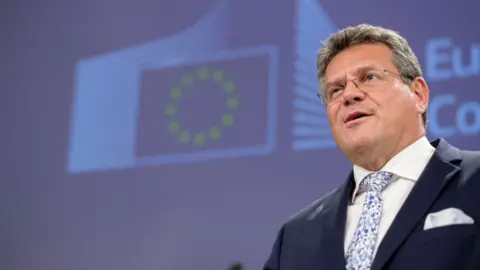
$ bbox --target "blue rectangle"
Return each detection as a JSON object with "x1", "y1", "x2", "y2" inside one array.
[{"x1": 135, "y1": 45, "x2": 278, "y2": 166}]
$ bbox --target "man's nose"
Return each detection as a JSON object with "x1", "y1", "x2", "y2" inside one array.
[{"x1": 342, "y1": 80, "x2": 365, "y2": 106}]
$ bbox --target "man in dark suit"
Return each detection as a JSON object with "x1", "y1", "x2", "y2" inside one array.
[{"x1": 263, "y1": 24, "x2": 480, "y2": 270}]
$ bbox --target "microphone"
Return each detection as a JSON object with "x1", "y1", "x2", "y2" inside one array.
[{"x1": 228, "y1": 262, "x2": 243, "y2": 270}]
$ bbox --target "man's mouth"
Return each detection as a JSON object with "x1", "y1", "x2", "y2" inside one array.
[{"x1": 344, "y1": 111, "x2": 372, "y2": 123}]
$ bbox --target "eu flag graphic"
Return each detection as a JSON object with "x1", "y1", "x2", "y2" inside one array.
[{"x1": 135, "y1": 47, "x2": 278, "y2": 167}]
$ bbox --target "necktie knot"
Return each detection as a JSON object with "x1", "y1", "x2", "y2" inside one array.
[{"x1": 362, "y1": 171, "x2": 394, "y2": 193}]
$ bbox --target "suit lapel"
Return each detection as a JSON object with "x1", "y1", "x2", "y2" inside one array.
[
  {"x1": 372, "y1": 139, "x2": 461, "y2": 269},
  {"x1": 309, "y1": 172, "x2": 355, "y2": 269}
]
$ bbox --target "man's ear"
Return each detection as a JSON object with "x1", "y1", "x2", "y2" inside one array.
[{"x1": 409, "y1": 77, "x2": 429, "y2": 115}]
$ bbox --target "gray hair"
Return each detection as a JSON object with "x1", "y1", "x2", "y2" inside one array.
[{"x1": 316, "y1": 24, "x2": 426, "y2": 125}]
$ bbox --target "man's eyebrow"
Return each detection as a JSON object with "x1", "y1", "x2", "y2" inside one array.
[
  {"x1": 325, "y1": 75, "x2": 346, "y2": 89},
  {"x1": 354, "y1": 65, "x2": 379, "y2": 74},
  {"x1": 325, "y1": 64, "x2": 381, "y2": 88}
]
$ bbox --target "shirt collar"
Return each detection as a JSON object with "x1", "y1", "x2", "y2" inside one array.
[{"x1": 350, "y1": 136, "x2": 436, "y2": 203}]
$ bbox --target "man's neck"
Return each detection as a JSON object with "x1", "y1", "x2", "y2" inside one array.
[{"x1": 351, "y1": 133, "x2": 426, "y2": 171}]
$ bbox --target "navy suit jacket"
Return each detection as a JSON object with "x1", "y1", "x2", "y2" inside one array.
[{"x1": 263, "y1": 139, "x2": 480, "y2": 270}]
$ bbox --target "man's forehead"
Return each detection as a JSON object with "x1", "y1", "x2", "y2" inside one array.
[{"x1": 324, "y1": 44, "x2": 394, "y2": 78}]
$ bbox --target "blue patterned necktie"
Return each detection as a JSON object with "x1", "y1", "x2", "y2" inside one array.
[{"x1": 345, "y1": 171, "x2": 394, "y2": 270}]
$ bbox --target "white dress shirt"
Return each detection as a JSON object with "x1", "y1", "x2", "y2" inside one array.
[{"x1": 343, "y1": 136, "x2": 436, "y2": 257}]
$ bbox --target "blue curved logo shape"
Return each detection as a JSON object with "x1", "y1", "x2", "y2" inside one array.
[
  {"x1": 67, "y1": 0, "x2": 278, "y2": 173},
  {"x1": 292, "y1": 0, "x2": 338, "y2": 151}
]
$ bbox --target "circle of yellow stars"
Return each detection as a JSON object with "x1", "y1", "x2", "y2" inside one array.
[{"x1": 165, "y1": 67, "x2": 239, "y2": 147}]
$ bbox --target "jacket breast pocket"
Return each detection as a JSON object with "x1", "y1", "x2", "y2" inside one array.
[
  {"x1": 389, "y1": 225, "x2": 477, "y2": 270},
  {"x1": 407, "y1": 224, "x2": 476, "y2": 248}
]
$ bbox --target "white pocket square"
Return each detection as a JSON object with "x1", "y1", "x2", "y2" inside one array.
[{"x1": 423, "y1": 208, "x2": 474, "y2": 231}]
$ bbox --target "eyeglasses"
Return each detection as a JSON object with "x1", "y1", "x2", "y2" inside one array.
[{"x1": 318, "y1": 68, "x2": 411, "y2": 106}]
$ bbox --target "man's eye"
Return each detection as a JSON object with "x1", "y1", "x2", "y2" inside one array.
[
  {"x1": 328, "y1": 88, "x2": 342, "y2": 100},
  {"x1": 329, "y1": 88, "x2": 341, "y2": 96},
  {"x1": 365, "y1": 73, "x2": 379, "y2": 81}
]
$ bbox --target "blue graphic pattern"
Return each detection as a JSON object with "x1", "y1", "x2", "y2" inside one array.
[
  {"x1": 67, "y1": 1, "x2": 278, "y2": 173},
  {"x1": 345, "y1": 171, "x2": 394, "y2": 270},
  {"x1": 292, "y1": 0, "x2": 338, "y2": 151}
]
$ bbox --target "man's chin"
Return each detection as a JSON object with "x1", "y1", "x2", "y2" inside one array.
[{"x1": 343, "y1": 135, "x2": 376, "y2": 152}]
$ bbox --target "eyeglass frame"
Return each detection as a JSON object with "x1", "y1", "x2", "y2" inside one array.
[{"x1": 317, "y1": 67, "x2": 414, "y2": 106}]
